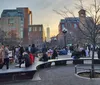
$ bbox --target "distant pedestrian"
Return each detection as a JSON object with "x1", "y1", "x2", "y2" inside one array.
[
  {"x1": 47, "y1": 49, "x2": 53, "y2": 59},
  {"x1": 29, "y1": 53, "x2": 35, "y2": 64},
  {"x1": 69, "y1": 45, "x2": 74, "y2": 53},
  {"x1": 3, "y1": 45, "x2": 9, "y2": 69},
  {"x1": 39, "y1": 52, "x2": 48, "y2": 62},
  {"x1": 31, "y1": 44, "x2": 37, "y2": 57},
  {"x1": 28, "y1": 45, "x2": 31, "y2": 53},
  {"x1": 14, "y1": 46, "x2": 20, "y2": 63},
  {"x1": 52, "y1": 49, "x2": 58, "y2": 59},
  {"x1": 0, "y1": 44, "x2": 4, "y2": 69},
  {"x1": 98, "y1": 48, "x2": 100, "y2": 59},
  {"x1": 18, "y1": 46, "x2": 24, "y2": 68}
]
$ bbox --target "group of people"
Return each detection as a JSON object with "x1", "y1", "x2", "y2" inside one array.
[
  {"x1": 14, "y1": 44, "x2": 37, "y2": 68},
  {"x1": 0, "y1": 43, "x2": 38, "y2": 69},
  {"x1": 70, "y1": 44, "x2": 100, "y2": 59},
  {"x1": 39, "y1": 48, "x2": 58, "y2": 62},
  {"x1": 70, "y1": 44, "x2": 91, "y2": 59}
]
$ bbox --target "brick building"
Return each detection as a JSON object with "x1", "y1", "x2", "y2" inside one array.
[
  {"x1": 28, "y1": 24, "x2": 45, "y2": 50},
  {"x1": 0, "y1": 7, "x2": 32, "y2": 45},
  {"x1": 57, "y1": 17, "x2": 80, "y2": 48}
]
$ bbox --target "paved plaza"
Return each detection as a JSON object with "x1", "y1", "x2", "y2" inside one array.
[
  {"x1": 0, "y1": 51, "x2": 100, "y2": 85},
  {"x1": 1, "y1": 65, "x2": 100, "y2": 85}
]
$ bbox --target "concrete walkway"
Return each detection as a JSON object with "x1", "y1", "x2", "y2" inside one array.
[
  {"x1": 1, "y1": 65, "x2": 100, "y2": 85},
  {"x1": 0, "y1": 51, "x2": 99, "y2": 85}
]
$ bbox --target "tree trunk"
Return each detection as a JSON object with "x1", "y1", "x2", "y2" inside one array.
[{"x1": 91, "y1": 43, "x2": 95, "y2": 78}]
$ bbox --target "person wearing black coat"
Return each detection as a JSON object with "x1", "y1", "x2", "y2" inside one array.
[
  {"x1": 31, "y1": 44, "x2": 37, "y2": 54},
  {"x1": 39, "y1": 52, "x2": 48, "y2": 62},
  {"x1": 52, "y1": 49, "x2": 58, "y2": 59},
  {"x1": 23, "y1": 52, "x2": 31, "y2": 67},
  {"x1": 98, "y1": 48, "x2": 100, "y2": 59},
  {"x1": 31, "y1": 44, "x2": 38, "y2": 57}
]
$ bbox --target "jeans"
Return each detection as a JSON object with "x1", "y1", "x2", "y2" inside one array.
[{"x1": 3, "y1": 58, "x2": 9, "y2": 69}]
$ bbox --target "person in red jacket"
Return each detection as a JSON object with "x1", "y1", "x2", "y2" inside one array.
[{"x1": 29, "y1": 53, "x2": 35, "y2": 64}]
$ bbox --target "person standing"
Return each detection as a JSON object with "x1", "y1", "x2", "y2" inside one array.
[
  {"x1": 3, "y1": 45, "x2": 9, "y2": 69},
  {"x1": 14, "y1": 46, "x2": 20, "y2": 63},
  {"x1": 28, "y1": 45, "x2": 31, "y2": 53},
  {"x1": 31, "y1": 44, "x2": 38, "y2": 57},
  {"x1": 0, "y1": 44, "x2": 4, "y2": 69},
  {"x1": 98, "y1": 48, "x2": 100, "y2": 59},
  {"x1": 19, "y1": 46, "x2": 24, "y2": 68}
]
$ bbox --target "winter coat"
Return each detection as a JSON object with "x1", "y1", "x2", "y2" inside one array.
[
  {"x1": 98, "y1": 49, "x2": 100, "y2": 59},
  {"x1": 29, "y1": 53, "x2": 35, "y2": 64},
  {"x1": 39, "y1": 53, "x2": 48, "y2": 62},
  {"x1": 23, "y1": 52, "x2": 31, "y2": 67},
  {"x1": 52, "y1": 50, "x2": 58, "y2": 59}
]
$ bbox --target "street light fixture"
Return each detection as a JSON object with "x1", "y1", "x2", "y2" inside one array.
[{"x1": 62, "y1": 27, "x2": 68, "y2": 49}]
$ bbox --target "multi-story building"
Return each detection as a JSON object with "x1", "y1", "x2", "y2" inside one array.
[
  {"x1": 58, "y1": 17, "x2": 80, "y2": 48},
  {"x1": 46, "y1": 27, "x2": 50, "y2": 42},
  {"x1": 28, "y1": 24, "x2": 45, "y2": 50},
  {"x1": 79, "y1": 9, "x2": 100, "y2": 45},
  {"x1": 50, "y1": 36, "x2": 58, "y2": 49},
  {"x1": 57, "y1": 9, "x2": 99, "y2": 48},
  {"x1": 0, "y1": 7, "x2": 32, "y2": 45}
]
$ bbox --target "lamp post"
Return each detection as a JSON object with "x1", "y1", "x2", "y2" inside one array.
[{"x1": 62, "y1": 27, "x2": 68, "y2": 49}]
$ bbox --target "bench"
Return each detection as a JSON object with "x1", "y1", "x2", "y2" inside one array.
[
  {"x1": 0, "y1": 64, "x2": 37, "y2": 82},
  {"x1": 48, "y1": 58, "x2": 90, "y2": 65},
  {"x1": 37, "y1": 58, "x2": 100, "y2": 69},
  {"x1": 0, "y1": 57, "x2": 99, "y2": 82}
]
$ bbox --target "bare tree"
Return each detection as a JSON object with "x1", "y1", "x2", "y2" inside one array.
[
  {"x1": 54, "y1": 0, "x2": 100, "y2": 78},
  {"x1": 0, "y1": 29, "x2": 6, "y2": 43}
]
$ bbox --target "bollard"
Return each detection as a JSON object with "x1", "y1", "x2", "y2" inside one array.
[{"x1": 75, "y1": 65, "x2": 77, "y2": 74}]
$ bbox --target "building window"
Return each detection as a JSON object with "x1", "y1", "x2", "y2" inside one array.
[
  {"x1": 62, "y1": 24, "x2": 65, "y2": 29},
  {"x1": 39, "y1": 27, "x2": 42, "y2": 31},
  {"x1": 21, "y1": 31, "x2": 23, "y2": 38},
  {"x1": 21, "y1": 23, "x2": 23, "y2": 27},
  {"x1": 33, "y1": 28, "x2": 34, "y2": 31},
  {"x1": 29, "y1": 27, "x2": 32, "y2": 32},
  {"x1": 8, "y1": 18, "x2": 14, "y2": 25},
  {"x1": 20, "y1": 28, "x2": 23, "y2": 31},
  {"x1": 74, "y1": 24, "x2": 77, "y2": 28},
  {"x1": 34, "y1": 27, "x2": 37, "y2": 31}
]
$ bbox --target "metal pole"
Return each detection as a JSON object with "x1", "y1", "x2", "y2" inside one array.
[{"x1": 64, "y1": 33, "x2": 66, "y2": 49}]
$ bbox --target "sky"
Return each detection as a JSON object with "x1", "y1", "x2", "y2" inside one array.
[{"x1": 0, "y1": 0, "x2": 94, "y2": 37}]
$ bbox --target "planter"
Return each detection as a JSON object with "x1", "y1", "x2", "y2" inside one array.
[{"x1": 77, "y1": 71, "x2": 100, "y2": 78}]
